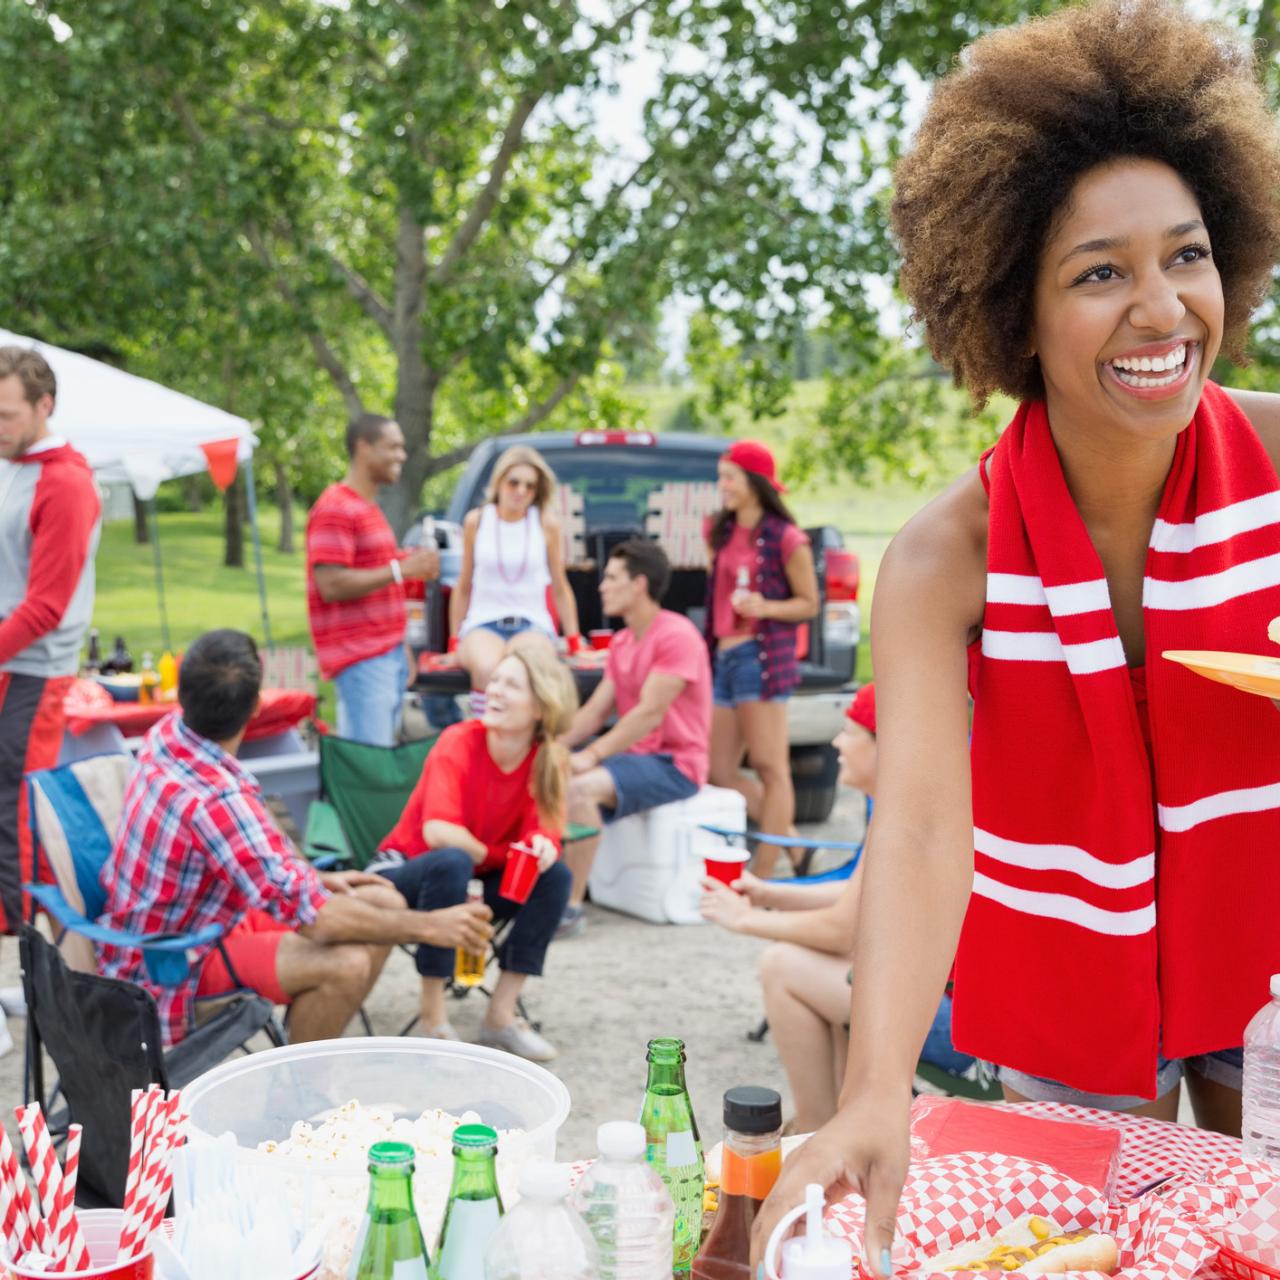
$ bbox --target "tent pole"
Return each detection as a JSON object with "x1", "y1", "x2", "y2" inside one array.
[
  {"x1": 242, "y1": 459, "x2": 274, "y2": 649},
  {"x1": 146, "y1": 497, "x2": 173, "y2": 652}
]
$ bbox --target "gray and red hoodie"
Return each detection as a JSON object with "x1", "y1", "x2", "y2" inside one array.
[{"x1": 0, "y1": 441, "x2": 101, "y2": 677}]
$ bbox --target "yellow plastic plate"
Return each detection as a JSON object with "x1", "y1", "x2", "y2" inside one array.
[{"x1": 1162, "y1": 649, "x2": 1280, "y2": 699}]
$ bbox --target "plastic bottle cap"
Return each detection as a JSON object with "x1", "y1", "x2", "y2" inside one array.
[
  {"x1": 518, "y1": 1160, "x2": 572, "y2": 1201},
  {"x1": 1271, "y1": 974, "x2": 1280, "y2": 1000},
  {"x1": 596, "y1": 1121, "x2": 646, "y2": 1161},
  {"x1": 451, "y1": 1123, "x2": 498, "y2": 1150},
  {"x1": 723, "y1": 1085, "x2": 783, "y2": 1134}
]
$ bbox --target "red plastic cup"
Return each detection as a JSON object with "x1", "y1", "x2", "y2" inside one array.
[
  {"x1": 499, "y1": 844, "x2": 540, "y2": 904},
  {"x1": 6, "y1": 1210, "x2": 155, "y2": 1280},
  {"x1": 704, "y1": 850, "x2": 750, "y2": 888},
  {"x1": 589, "y1": 629, "x2": 614, "y2": 651}
]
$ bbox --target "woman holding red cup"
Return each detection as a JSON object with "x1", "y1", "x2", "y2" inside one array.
[{"x1": 373, "y1": 640, "x2": 578, "y2": 1061}]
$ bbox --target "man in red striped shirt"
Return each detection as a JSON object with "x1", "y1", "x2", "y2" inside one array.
[{"x1": 306, "y1": 414, "x2": 439, "y2": 745}]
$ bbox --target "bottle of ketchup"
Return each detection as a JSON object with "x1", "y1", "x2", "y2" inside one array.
[{"x1": 691, "y1": 1086, "x2": 783, "y2": 1278}]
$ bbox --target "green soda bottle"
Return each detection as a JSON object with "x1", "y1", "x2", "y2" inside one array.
[
  {"x1": 639, "y1": 1037, "x2": 704, "y2": 1273},
  {"x1": 351, "y1": 1142, "x2": 430, "y2": 1279},
  {"x1": 432, "y1": 1124, "x2": 504, "y2": 1280}
]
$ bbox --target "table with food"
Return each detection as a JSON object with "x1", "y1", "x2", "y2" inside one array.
[{"x1": 4, "y1": 1014, "x2": 1280, "y2": 1280}]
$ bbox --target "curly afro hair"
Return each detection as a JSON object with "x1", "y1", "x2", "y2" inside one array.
[{"x1": 891, "y1": 0, "x2": 1280, "y2": 406}]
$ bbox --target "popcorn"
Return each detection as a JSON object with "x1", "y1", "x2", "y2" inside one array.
[{"x1": 257, "y1": 1100, "x2": 534, "y2": 1279}]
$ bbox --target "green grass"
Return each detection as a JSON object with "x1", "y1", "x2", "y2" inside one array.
[{"x1": 92, "y1": 507, "x2": 312, "y2": 656}]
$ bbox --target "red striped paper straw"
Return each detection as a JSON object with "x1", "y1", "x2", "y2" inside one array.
[
  {"x1": 0, "y1": 1126, "x2": 39, "y2": 1256},
  {"x1": 141, "y1": 1095, "x2": 183, "y2": 1241},
  {"x1": 14, "y1": 1107, "x2": 62, "y2": 1260},
  {"x1": 118, "y1": 1086, "x2": 176, "y2": 1262},
  {"x1": 116, "y1": 1087, "x2": 156, "y2": 1261},
  {"x1": 57, "y1": 1124, "x2": 90, "y2": 1271}
]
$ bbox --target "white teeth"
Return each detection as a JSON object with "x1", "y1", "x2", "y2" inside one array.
[{"x1": 1109, "y1": 343, "x2": 1188, "y2": 387}]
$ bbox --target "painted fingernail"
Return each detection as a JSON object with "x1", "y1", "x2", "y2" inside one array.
[
  {"x1": 756, "y1": 1265, "x2": 765, "y2": 1280},
  {"x1": 880, "y1": 1247, "x2": 893, "y2": 1276}
]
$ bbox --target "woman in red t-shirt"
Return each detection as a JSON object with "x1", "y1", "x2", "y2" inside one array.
[
  {"x1": 705, "y1": 440, "x2": 819, "y2": 875},
  {"x1": 375, "y1": 640, "x2": 578, "y2": 1061}
]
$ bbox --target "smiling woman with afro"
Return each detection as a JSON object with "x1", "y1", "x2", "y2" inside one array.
[{"x1": 752, "y1": 4, "x2": 1280, "y2": 1275}]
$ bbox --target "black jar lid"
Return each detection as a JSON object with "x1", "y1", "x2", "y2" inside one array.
[{"x1": 723, "y1": 1085, "x2": 783, "y2": 1134}]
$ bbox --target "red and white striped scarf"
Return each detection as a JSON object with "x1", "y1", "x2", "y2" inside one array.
[{"x1": 957, "y1": 382, "x2": 1280, "y2": 1099}]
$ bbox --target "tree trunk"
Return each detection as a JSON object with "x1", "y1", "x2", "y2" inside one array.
[
  {"x1": 224, "y1": 472, "x2": 245, "y2": 568},
  {"x1": 275, "y1": 460, "x2": 295, "y2": 554},
  {"x1": 182, "y1": 475, "x2": 204, "y2": 512},
  {"x1": 132, "y1": 492, "x2": 150, "y2": 544}
]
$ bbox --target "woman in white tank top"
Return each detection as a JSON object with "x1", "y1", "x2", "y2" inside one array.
[{"x1": 451, "y1": 445, "x2": 581, "y2": 705}]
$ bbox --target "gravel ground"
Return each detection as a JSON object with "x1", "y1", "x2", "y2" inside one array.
[{"x1": 0, "y1": 788, "x2": 868, "y2": 1163}]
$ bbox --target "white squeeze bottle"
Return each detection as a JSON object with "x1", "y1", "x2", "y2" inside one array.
[
  {"x1": 1243, "y1": 974, "x2": 1280, "y2": 1165},
  {"x1": 572, "y1": 1121, "x2": 675, "y2": 1280},
  {"x1": 484, "y1": 1161, "x2": 598, "y2": 1280},
  {"x1": 764, "y1": 1184, "x2": 854, "y2": 1280}
]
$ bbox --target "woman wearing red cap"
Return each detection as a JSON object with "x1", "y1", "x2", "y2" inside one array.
[
  {"x1": 699, "y1": 683, "x2": 978, "y2": 1131},
  {"x1": 705, "y1": 439, "x2": 819, "y2": 874}
]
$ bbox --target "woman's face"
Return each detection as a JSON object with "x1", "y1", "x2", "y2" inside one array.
[
  {"x1": 1030, "y1": 157, "x2": 1223, "y2": 445},
  {"x1": 717, "y1": 460, "x2": 754, "y2": 511},
  {"x1": 834, "y1": 722, "x2": 877, "y2": 795},
  {"x1": 483, "y1": 655, "x2": 539, "y2": 737},
  {"x1": 497, "y1": 463, "x2": 540, "y2": 516}
]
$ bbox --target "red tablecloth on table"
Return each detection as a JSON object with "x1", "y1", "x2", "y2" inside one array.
[{"x1": 63, "y1": 683, "x2": 317, "y2": 742}]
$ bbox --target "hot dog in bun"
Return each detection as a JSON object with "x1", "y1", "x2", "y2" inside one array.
[{"x1": 926, "y1": 1214, "x2": 1119, "y2": 1274}]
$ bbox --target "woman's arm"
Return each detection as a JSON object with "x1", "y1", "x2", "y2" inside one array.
[
  {"x1": 448, "y1": 509, "x2": 480, "y2": 638},
  {"x1": 543, "y1": 515, "x2": 581, "y2": 641},
  {"x1": 702, "y1": 869, "x2": 861, "y2": 953},
  {"x1": 422, "y1": 818, "x2": 488, "y2": 864},
  {"x1": 736, "y1": 541, "x2": 820, "y2": 624},
  {"x1": 751, "y1": 470, "x2": 988, "y2": 1272}
]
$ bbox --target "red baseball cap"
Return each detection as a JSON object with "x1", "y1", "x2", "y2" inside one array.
[
  {"x1": 846, "y1": 682, "x2": 876, "y2": 735},
  {"x1": 722, "y1": 439, "x2": 787, "y2": 493}
]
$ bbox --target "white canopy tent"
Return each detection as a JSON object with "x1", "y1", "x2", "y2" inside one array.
[{"x1": 0, "y1": 328, "x2": 273, "y2": 647}]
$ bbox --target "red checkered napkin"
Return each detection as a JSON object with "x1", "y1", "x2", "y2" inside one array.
[
  {"x1": 822, "y1": 1150, "x2": 1224, "y2": 1278},
  {"x1": 1165, "y1": 1157, "x2": 1280, "y2": 1270}
]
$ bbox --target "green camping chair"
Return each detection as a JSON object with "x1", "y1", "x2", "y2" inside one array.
[{"x1": 304, "y1": 734, "x2": 439, "y2": 870}]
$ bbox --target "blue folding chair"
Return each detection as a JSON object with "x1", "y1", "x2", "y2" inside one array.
[
  {"x1": 23, "y1": 755, "x2": 286, "y2": 1095},
  {"x1": 699, "y1": 794, "x2": 872, "y2": 886}
]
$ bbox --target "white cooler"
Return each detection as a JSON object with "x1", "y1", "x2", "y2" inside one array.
[{"x1": 587, "y1": 785, "x2": 747, "y2": 924}]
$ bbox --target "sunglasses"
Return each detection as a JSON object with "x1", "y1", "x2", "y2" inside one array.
[{"x1": 503, "y1": 477, "x2": 537, "y2": 491}]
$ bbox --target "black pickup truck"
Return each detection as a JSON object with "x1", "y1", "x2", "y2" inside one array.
[{"x1": 410, "y1": 429, "x2": 861, "y2": 822}]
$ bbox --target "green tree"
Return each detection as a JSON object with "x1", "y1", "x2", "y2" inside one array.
[{"x1": 0, "y1": 0, "x2": 1085, "y2": 533}]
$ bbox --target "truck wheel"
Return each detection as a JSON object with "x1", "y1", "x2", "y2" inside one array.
[{"x1": 790, "y1": 744, "x2": 839, "y2": 824}]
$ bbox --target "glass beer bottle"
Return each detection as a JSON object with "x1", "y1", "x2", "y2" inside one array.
[
  {"x1": 638, "y1": 1037, "x2": 704, "y2": 1273},
  {"x1": 453, "y1": 879, "x2": 487, "y2": 988},
  {"x1": 351, "y1": 1141, "x2": 430, "y2": 1279}
]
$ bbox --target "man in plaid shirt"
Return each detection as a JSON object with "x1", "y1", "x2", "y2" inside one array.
[{"x1": 98, "y1": 629, "x2": 491, "y2": 1046}]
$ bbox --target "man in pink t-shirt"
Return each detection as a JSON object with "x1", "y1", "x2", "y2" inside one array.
[{"x1": 559, "y1": 539, "x2": 712, "y2": 935}]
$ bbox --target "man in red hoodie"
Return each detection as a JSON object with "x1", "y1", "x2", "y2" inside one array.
[{"x1": 0, "y1": 348, "x2": 102, "y2": 970}]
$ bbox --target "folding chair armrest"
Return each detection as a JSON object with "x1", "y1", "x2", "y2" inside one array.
[
  {"x1": 697, "y1": 824, "x2": 860, "y2": 852},
  {"x1": 25, "y1": 883, "x2": 227, "y2": 987}
]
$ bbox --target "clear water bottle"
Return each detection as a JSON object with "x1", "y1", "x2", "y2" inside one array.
[
  {"x1": 484, "y1": 1161, "x2": 598, "y2": 1280},
  {"x1": 1243, "y1": 974, "x2": 1280, "y2": 1165},
  {"x1": 572, "y1": 1121, "x2": 675, "y2": 1280}
]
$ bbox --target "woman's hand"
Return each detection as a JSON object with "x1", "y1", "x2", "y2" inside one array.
[
  {"x1": 529, "y1": 833, "x2": 559, "y2": 872},
  {"x1": 569, "y1": 747, "x2": 598, "y2": 775},
  {"x1": 733, "y1": 590, "x2": 769, "y2": 619},
  {"x1": 750, "y1": 1090, "x2": 912, "y2": 1277},
  {"x1": 699, "y1": 878, "x2": 754, "y2": 931},
  {"x1": 731, "y1": 868, "x2": 771, "y2": 906}
]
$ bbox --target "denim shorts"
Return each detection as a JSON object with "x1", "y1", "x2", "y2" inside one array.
[
  {"x1": 476, "y1": 616, "x2": 540, "y2": 642},
  {"x1": 600, "y1": 752, "x2": 698, "y2": 821},
  {"x1": 334, "y1": 644, "x2": 408, "y2": 747},
  {"x1": 713, "y1": 640, "x2": 785, "y2": 707},
  {"x1": 997, "y1": 1046, "x2": 1244, "y2": 1108}
]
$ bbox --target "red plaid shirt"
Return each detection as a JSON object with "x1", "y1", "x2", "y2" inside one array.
[
  {"x1": 97, "y1": 713, "x2": 330, "y2": 1046},
  {"x1": 306, "y1": 483, "x2": 406, "y2": 680}
]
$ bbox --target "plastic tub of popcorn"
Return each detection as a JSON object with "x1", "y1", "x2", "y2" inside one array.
[{"x1": 182, "y1": 1037, "x2": 570, "y2": 1280}]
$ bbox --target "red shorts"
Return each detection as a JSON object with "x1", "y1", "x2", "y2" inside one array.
[{"x1": 196, "y1": 909, "x2": 292, "y2": 1005}]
